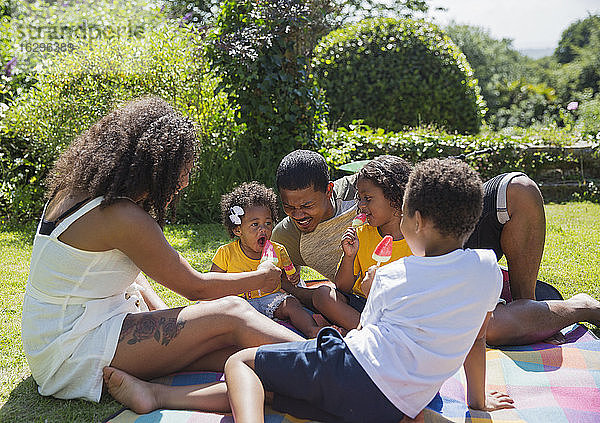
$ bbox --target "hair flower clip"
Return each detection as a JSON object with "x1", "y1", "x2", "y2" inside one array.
[{"x1": 229, "y1": 206, "x2": 244, "y2": 225}]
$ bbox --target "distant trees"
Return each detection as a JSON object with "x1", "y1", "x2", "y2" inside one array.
[
  {"x1": 446, "y1": 16, "x2": 600, "y2": 133},
  {"x1": 555, "y1": 14, "x2": 600, "y2": 64}
]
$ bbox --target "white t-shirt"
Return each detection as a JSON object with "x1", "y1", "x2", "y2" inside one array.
[{"x1": 344, "y1": 248, "x2": 502, "y2": 418}]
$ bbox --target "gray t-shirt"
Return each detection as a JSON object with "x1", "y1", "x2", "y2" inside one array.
[{"x1": 272, "y1": 174, "x2": 358, "y2": 281}]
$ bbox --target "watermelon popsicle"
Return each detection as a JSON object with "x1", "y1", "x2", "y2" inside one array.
[
  {"x1": 372, "y1": 235, "x2": 393, "y2": 266},
  {"x1": 260, "y1": 240, "x2": 279, "y2": 266},
  {"x1": 258, "y1": 240, "x2": 279, "y2": 295},
  {"x1": 352, "y1": 212, "x2": 367, "y2": 228}
]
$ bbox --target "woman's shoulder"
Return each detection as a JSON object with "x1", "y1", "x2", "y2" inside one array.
[
  {"x1": 91, "y1": 198, "x2": 159, "y2": 242},
  {"x1": 99, "y1": 198, "x2": 150, "y2": 221}
]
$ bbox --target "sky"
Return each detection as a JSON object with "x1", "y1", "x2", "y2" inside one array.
[{"x1": 425, "y1": 0, "x2": 600, "y2": 51}]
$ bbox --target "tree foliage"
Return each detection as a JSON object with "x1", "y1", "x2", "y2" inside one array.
[
  {"x1": 205, "y1": 0, "x2": 326, "y2": 187},
  {"x1": 313, "y1": 18, "x2": 484, "y2": 134},
  {"x1": 555, "y1": 14, "x2": 600, "y2": 64}
]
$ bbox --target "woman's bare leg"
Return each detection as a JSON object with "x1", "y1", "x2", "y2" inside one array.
[
  {"x1": 103, "y1": 367, "x2": 230, "y2": 414},
  {"x1": 110, "y1": 296, "x2": 303, "y2": 380}
]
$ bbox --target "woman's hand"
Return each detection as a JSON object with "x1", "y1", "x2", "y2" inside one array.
[
  {"x1": 257, "y1": 260, "x2": 282, "y2": 292},
  {"x1": 341, "y1": 227, "x2": 359, "y2": 258}
]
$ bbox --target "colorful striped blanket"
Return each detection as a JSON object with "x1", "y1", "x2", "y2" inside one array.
[{"x1": 105, "y1": 324, "x2": 600, "y2": 423}]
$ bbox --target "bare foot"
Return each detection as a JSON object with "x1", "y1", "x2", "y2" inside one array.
[
  {"x1": 312, "y1": 313, "x2": 330, "y2": 327},
  {"x1": 306, "y1": 328, "x2": 321, "y2": 338},
  {"x1": 543, "y1": 332, "x2": 566, "y2": 345},
  {"x1": 103, "y1": 367, "x2": 159, "y2": 414},
  {"x1": 569, "y1": 293, "x2": 600, "y2": 326}
]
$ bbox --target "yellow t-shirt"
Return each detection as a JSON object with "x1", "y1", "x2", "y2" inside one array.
[
  {"x1": 347, "y1": 224, "x2": 412, "y2": 298},
  {"x1": 212, "y1": 240, "x2": 296, "y2": 300}
]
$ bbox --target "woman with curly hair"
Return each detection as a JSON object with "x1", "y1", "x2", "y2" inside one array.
[{"x1": 21, "y1": 96, "x2": 303, "y2": 409}]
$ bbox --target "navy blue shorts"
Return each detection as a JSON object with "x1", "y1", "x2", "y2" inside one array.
[
  {"x1": 338, "y1": 289, "x2": 367, "y2": 313},
  {"x1": 255, "y1": 327, "x2": 405, "y2": 423}
]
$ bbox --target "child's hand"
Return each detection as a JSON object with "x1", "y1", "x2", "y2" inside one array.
[
  {"x1": 287, "y1": 269, "x2": 301, "y2": 286},
  {"x1": 257, "y1": 260, "x2": 282, "y2": 292},
  {"x1": 470, "y1": 391, "x2": 514, "y2": 411},
  {"x1": 360, "y1": 265, "x2": 378, "y2": 296},
  {"x1": 341, "y1": 227, "x2": 359, "y2": 257}
]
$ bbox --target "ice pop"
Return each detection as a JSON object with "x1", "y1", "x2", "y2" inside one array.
[
  {"x1": 259, "y1": 240, "x2": 278, "y2": 296},
  {"x1": 372, "y1": 235, "x2": 393, "y2": 266},
  {"x1": 260, "y1": 240, "x2": 279, "y2": 266},
  {"x1": 352, "y1": 212, "x2": 367, "y2": 228}
]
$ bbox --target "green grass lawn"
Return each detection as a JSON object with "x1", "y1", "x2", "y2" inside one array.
[{"x1": 1, "y1": 202, "x2": 599, "y2": 422}]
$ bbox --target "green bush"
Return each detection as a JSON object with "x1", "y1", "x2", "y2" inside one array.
[
  {"x1": 1, "y1": 0, "x2": 37, "y2": 108},
  {"x1": 0, "y1": 23, "x2": 241, "y2": 224},
  {"x1": 205, "y1": 0, "x2": 326, "y2": 188},
  {"x1": 577, "y1": 95, "x2": 600, "y2": 137},
  {"x1": 555, "y1": 14, "x2": 600, "y2": 64},
  {"x1": 312, "y1": 18, "x2": 485, "y2": 134},
  {"x1": 488, "y1": 79, "x2": 559, "y2": 129},
  {"x1": 319, "y1": 121, "x2": 599, "y2": 183}
]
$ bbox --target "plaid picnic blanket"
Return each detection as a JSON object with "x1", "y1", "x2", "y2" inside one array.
[{"x1": 105, "y1": 324, "x2": 600, "y2": 423}]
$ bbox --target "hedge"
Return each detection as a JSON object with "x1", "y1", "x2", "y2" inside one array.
[{"x1": 320, "y1": 122, "x2": 600, "y2": 191}]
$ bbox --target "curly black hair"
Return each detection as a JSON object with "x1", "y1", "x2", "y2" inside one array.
[
  {"x1": 276, "y1": 149, "x2": 330, "y2": 193},
  {"x1": 220, "y1": 181, "x2": 279, "y2": 238},
  {"x1": 403, "y1": 158, "x2": 483, "y2": 240},
  {"x1": 358, "y1": 155, "x2": 413, "y2": 211},
  {"x1": 45, "y1": 96, "x2": 196, "y2": 227}
]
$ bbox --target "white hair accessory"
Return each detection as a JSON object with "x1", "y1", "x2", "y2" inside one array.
[{"x1": 229, "y1": 206, "x2": 244, "y2": 225}]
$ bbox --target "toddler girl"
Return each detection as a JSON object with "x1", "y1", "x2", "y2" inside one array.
[
  {"x1": 313, "y1": 155, "x2": 413, "y2": 331},
  {"x1": 211, "y1": 181, "x2": 324, "y2": 338}
]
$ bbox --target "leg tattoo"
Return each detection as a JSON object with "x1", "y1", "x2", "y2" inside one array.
[{"x1": 119, "y1": 315, "x2": 186, "y2": 346}]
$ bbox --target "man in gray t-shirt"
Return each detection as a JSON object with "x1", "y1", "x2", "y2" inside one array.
[{"x1": 271, "y1": 150, "x2": 358, "y2": 307}]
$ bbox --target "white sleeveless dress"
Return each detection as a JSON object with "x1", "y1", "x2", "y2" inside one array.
[{"x1": 22, "y1": 197, "x2": 144, "y2": 402}]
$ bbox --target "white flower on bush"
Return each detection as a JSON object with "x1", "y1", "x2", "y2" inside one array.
[{"x1": 567, "y1": 101, "x2": 578, "y2": 111}]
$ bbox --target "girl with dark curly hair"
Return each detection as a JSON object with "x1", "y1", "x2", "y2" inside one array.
[
  {"x1": 22, "y1": 96, "x2": 302, "y2": 409},
  {"x1": 211, "y1": 181, "x2": 324, "y2": 338},
  {"x1": 312, "y1": 155, "x2": 414, "y2": 332}
]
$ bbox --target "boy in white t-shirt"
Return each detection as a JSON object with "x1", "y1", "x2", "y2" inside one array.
[{"x1": 223, "y1": 158, "x2": 515, "y2": 422}]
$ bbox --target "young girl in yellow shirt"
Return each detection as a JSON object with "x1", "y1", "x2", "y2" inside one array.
[
  {"x1": 313, "y1": 155, "x2": 413, "y2": 331},
  {"x1": 211, "y1": 181, "x2": 324, "y2": 338}
]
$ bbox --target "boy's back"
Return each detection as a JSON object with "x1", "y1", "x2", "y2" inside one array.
[{"x1": 344, "y1": 247, "x2": 502, "y2": 417}]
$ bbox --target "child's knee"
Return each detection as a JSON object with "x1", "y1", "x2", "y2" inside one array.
[
  {"x1": 312, "y1": 285, "x2": 334, "y2": 309},
  {"x1": 225, "y1": 347, "x2": 259, "y2": 372}
]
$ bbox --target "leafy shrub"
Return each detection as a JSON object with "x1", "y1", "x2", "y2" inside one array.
[
  {"x1": 319, "y1": 121, "x2": 599, "y2": 184},
  {"x1": 312, "y1": 17, "x2": 485, "y2": 134},
  {"x1": 577, "y1": 95, "x2": 600, "y2": 137},
  {"x1": 205, "y1": 0, "x2": 326, "y2": 188},
  {"x1": 555, "y1": 14, "x2": 600, "y2": 64},
  {"x1": 488, "y1": 79, "x2": 559, "y2": 129},
  {"x1": 0, "y1": 23, "x2": 241, "y2": 224},
  {"x1": 1, "y1": 0, "x2": 37, "y2": 108}
]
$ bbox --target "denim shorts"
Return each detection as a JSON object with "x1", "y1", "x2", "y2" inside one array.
[
  {"x1": 255, "y1": 327, "x2": 405, "y2": 423},
  {"x1": 338, "y1": 289, "x2": 367, "y2": 313},
  {"x1": 247, "y1": 292, "x2": 291, "y2": 319}
]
